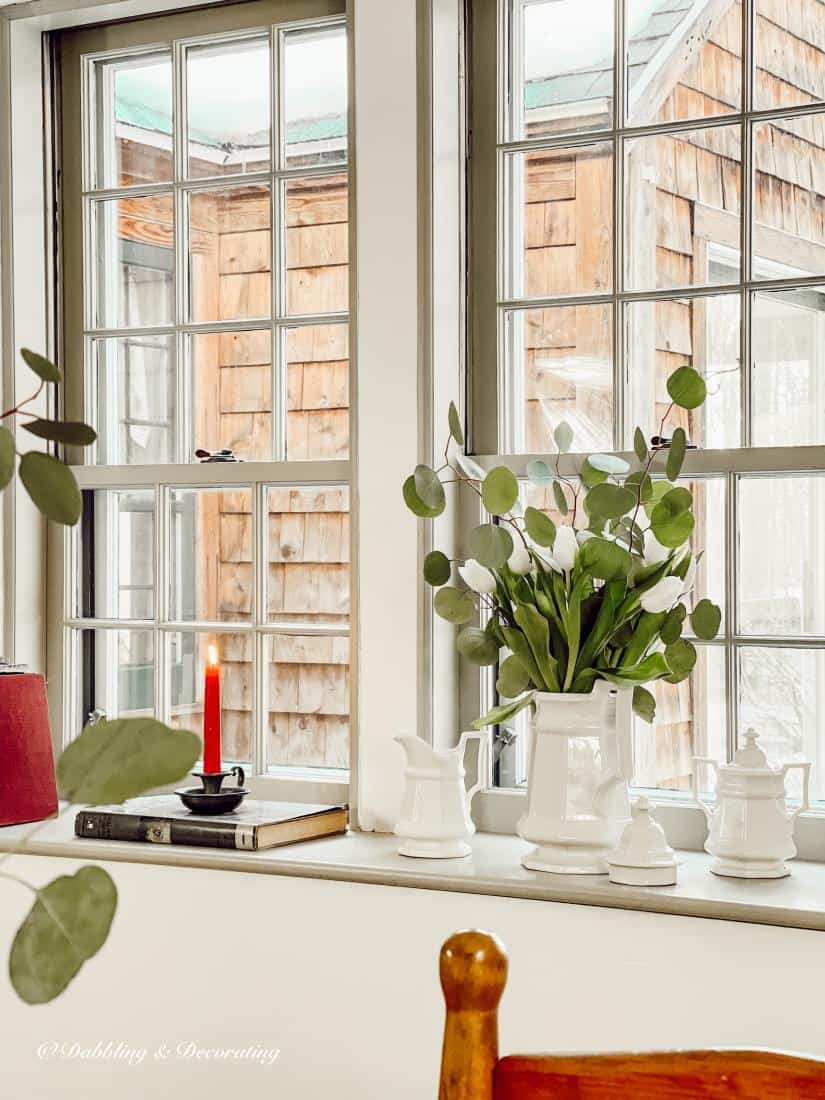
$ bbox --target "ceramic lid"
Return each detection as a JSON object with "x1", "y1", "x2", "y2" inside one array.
[
  {"x1": 606, "y1": 797, "x2": 676, "y2": 870},
  {"x1": 721, "y1": 728, "x2": 778, "y2": 775}
]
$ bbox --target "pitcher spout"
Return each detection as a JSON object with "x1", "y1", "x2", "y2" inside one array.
[{"x1": 394, "y1": 733, "x2": 447, "y2": 771}]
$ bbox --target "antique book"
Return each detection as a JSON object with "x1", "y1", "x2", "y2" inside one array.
[{"x1": 75, "y1": 798, "x2": 348, "y2": 852}]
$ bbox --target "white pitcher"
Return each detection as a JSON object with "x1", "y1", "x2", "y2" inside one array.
[{"x1": 394, "y1": 731, "x2": 488, "y2": 858}]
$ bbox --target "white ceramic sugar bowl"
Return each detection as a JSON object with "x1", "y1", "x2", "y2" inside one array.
[{"x1": 692, "y1": 729, "x2": 811, "y2": 879}]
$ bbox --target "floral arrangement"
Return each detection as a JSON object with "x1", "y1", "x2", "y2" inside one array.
[{"x1": 402, "y1": 365, "x2": 722, "y2": 728}]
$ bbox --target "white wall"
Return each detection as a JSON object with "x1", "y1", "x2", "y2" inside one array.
[{"x1": 1, "y1": 854, "x2": 823, "y2": 1099}]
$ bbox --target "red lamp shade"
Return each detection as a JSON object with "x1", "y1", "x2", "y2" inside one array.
[{"x1": 0, "y1": 674, "x2": 58, "y2": 826}]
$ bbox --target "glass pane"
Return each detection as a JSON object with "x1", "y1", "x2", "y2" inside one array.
[
  {"x1": 752, "y1": 286, "x2": 825, "y2": 446},
  {"x1": 285, "y1": 323, "x2": 349, "y2": 459},
  {"x1": 76, "y1": 628, "x2": 155, "y2": 726},
  {"x1": 267, "y1": 634, "x2": 350, "y2": 769},
  {"x1": 94, "y1": 194, "x2": 174, "y2": 329},
  {"x1": 93, "y1": 334, "x2": 176, "y2": 464},
  {"x1": 92, "y1": 53, "x2": 173, "y2": 189},
  {"x1": 753, "y1": 113, "x2": 825, "y2": 280},
  {"x1": 283, "y1": 24, "x2": 347, "y2": 168},
  {"x1": 624, "y1": 125, "x2": 742, "y2": 292},
  {"x1": 190, "y1": 330, "x2": 272, "y2": 461},
  {"x1": 505, "y1": 144, "x2": 613, "y2": 299},
  {"x1": 170, "y1": 487, "x2": 253, "y2": 623},
  {"x1": 739, "y1": 647, "x2": 825, "y2": 801},
  {"x1": 505, "y1": 304, "x2": 613, "y2": 453},
  {"x1": 518, "y1": 0, "x2": 614, "y2": 139},
  {"x1": 267, "y1": 486, "x2": 350, "y2": 625},
  {"x1": 186, "y1": 37, "x2": 270, "y2": 178},
  {"x1": 755, "y1": 0, "x2": 825, "y2": 110},
  {"x1": 285, "y1": 174, "x2": 349, "y2": 315},
  {"x1": 739, "y1": 476, "x2": 825, "y2": 636},
  {"x1": 188, "y1": 184, "x2": 272, "y2": 323},
  {"x1": 77, "y1": 490, "x2": 155, "y2": 620},
  {"x1": 625, "y1": 293, "x2": 741, "y2": 449},
  {"x1": 626, "y1": 0, "x2": 741, "y2": 125},
  {"x1": 633, "y1": 644, "x2": 727, "y2": 791},
  {"x1": 169, "y1": 631, "x2": 253, "y2": 764}
]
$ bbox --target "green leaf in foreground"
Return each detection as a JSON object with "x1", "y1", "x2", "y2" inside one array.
[
  {"x1": 496, "y1": 654, "x2": 531, "y2": 698},
  {"x1": 21, "y1": 348, "x2": 61, "y2": 384},
  {"x1": 524, "y1": 505, "x2": 556, "y2": 547},
  {"x1": 434, "y1": 586, "x2": 475, "y2": 625},
  {"x1": 481, "y1": 466, "x2": 519, "y2": 516},
  {"x1": 423, "y1": 550, "x2": 451, "y2": 586},
  {"x1": 472, "y1": 691, "x2": 535, "y2": 730},
  {"x1": 414, "y1": 464, "x2": 445, "y2": 512},
  {"x1": 634, "y1": 427, "x2": 648, "y2": 463},
  {"x1": 667, "y1": 365, "x2": 707, "y2": 410},
  {"x1": 691, "y1": 598, "x2": 722, "y2": 641},
  {"x1": 632, "y1": 685, "x2": 657, "y2": 724},
  {"x1": 666, "y1": 426, "x2": 687, "y2": 482},
  {"x1": 584, "y1": 482, "x2": 636, "y2": 521},
  {"x1": 22, "y1": 419, "x2": 97, "y2": 446},
  {"x1": 9, "y1": 866, "x2": 117, "y2": 1004},
  {"x1": 665, "y1": 638, "x2": 697, "y2": 682},
  {"x1": 456, "y1": 627, "x2": 500, "y2": 666},
  {"x1": 579, "y1": 536, "x2": 632, "y2": 580},
  {"x1": 0, "y1": 425, "x2": 15, "y2": 489},
  {"x1": 19, "y1": 451, "x2": 82, "y2": 526},
  {"x1": 448, "y1": 401, "x2": 464, "y2": 446},
  {"x1": 57, "y1": 717, "x2": 200, "y2": 804},
  {"x1": 468, "y1": 523, "x2": 513, "y2": 569},
  {"x1": 587, "y1": 453, "x2": 631, "y2": 477},
  {"x1": 651, "y1": 490, "x2": 695, "y2": 548},
  {"x1": 403, "y1": 474, "x2": 444, "y2": 518},
  {"x1": 552, "y1": 480, "x2": 569, "y2": 516},
  {"x1": 526, "y1": 459, "x2": 554, "y2": 486}
]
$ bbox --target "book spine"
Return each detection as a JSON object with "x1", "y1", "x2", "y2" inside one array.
[{"x1": 75, "y1": 811, "x2": 247, "y2": 850}]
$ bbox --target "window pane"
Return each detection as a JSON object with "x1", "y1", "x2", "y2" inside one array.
[
  {"x1": 739, "y1": 646, "x2": 825, "y2": 801},
  {"x1": 680, "y1": 477, "x2": 727, "y2": 627},
  {"x1": 633, "y1": 643, "x2": 727, "y2": 792},
  {"x1": 186, "y1": 37, "x2": 270, "y2": 178},
  {"x1": 755, "y1": 0, "x2": 825, "y2": 111},
  {"x1": 267, "y1": 634, "x2": 350, "y2": 769},
  {"x1": 170, "y1": 487, "x2": 253, "y2": 623},
  {"x1": 626, "y1": 293, "x2": 741, "y2": 449},
  {"x1": 92, "y1": 53, "x2": 173, "y2": 189},
  {"x1": 285, "y1": 323, "x2": 349, "y2": 459},
  {"x1": 753, "y1": 113, "x2": 825, "y2": 281},
  {"x1": 626, "y1": 0, "x2": 741, "y2": 125},
  {"x1": 169, "y1": 631, "x2": 252, "y2": 765},
  {"x1": 75, "y1": 628, "x2": 155, "y2": 726},
  {"x1": 93, "y1": 334, "x2": 176, "y2": 464},
  {"x1": 267, "y1": 486, "x2": 350, "y2": 625},
  {"x1": 94, "y1": 194, "x2": 174, "y2": 329},
  {"x1": 283, "y1": 24, "x2": 347, "y2": 168},
  {"x1": 505, "y1": 304, "x2": 613, "y2": 453},
  {"x1": 739, "y1": 476, "x2": 825, "y2": 636},
  {"x1": 624, "y1": 125, "x2": 741, "y2": 292},
  {"x1": 518, "y1": 0, "x2": 614, "y2": 138},
  {"x1": 752, "y1": 286, "x2": 825, "y2": 446},
  {"x1": 76, "y1": 490, "x2": 155, "y2": 620},
  {"x1": 504, "y1": 144, "x2": 613, "y2": 299},
  {"x1": 285, "y1": 174, "x2": 349, "y2": 315},
  {"x1": 188, "y1": 184, "x2": 272, "y2": 324},
  {"x1": 190, "y1": 330, "x2": 272, "y2": 461}
]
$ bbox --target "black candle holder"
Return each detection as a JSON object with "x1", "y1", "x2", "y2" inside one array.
[{"x1": 175, "y1": 766, "x2": 248, "y2": 815}]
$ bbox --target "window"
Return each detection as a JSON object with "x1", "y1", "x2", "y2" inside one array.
[
  {"x1": 469, "y1": 0, "x2": 825, "y2": 800},
  {"x1": 57, "y1": 1, "x2": 351, "y2": 781}
]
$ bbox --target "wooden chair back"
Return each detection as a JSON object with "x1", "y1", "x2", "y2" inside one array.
[{"x1": 438, "y1": 929, "x2": 825, "y2": 1099}]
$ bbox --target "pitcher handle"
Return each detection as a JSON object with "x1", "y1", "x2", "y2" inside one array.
[
  {"x1": 691, "y1": 756, "x2": 718, "y2": 824},
  {"x1": 459, "y1": 730, "x2": 488, "y2": 803},
  {"x1": 786, "y1": 762, "x2": 811, "y2": 822}
]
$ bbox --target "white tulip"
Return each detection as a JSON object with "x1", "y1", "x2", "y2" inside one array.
[
  {"x1": 530, "y1": 545, "x2": 561, "y2": 573},
  {"x1": 552, "y1": 525, "x2": 579, "y2": 572},
  {"x1": 507, "y1": 542, "x2": 534, "y2": 575},
  {"x1": 458, "y1": 558, "x2": 497, "y2": 594},
  {"x1": 643, "y1": 529, "x2": 670, "y2": 566},
  {"x1": 640, "y1": 575, "x2": 684, "y2": 614}
]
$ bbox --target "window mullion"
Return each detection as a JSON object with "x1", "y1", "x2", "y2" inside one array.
[{"x1": 725, "y1": 470, "x2": 739, "y2": 764}]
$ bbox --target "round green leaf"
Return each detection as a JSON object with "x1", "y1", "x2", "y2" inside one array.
[
  {"x1": 632, "y1": 685, "x2": 656, "y2": 724},
  {"x1": 19, "y1": 451, "x2": 82, "y2": 526},
  {"x1": 665, "y1": 638, "x2": 697, "y2": 681},
  {"x1": 584, "y1": 482, "x2": 636, "y2": 521},
  {"x1": 497, "y1": 654, "x2": 530, "y2": 698},
  {"x1": 651, "y1": 493, "x2": 695, "y2": 548},
  {"x1": 403, "y1": 474, "x2": 444, "y2": 518},
  {"x1": 660, "y1": 603, "x2": 686, "y2": 645},
  {"x1": 552, "y1": 479, "x2": 569, "y2": 516},
  {"x1": 414, "y1": 464, "x2": 446, "y2": 511},
  {"x1": 666, "y1": 427, "x2": 687, "y2": 482},
  {"x1": 660, "y1": 486, "x2": 692, "y2": 515},
  {"x1": 691, "y1": 598, "x2": 722, "y2": 641},
  {"x1": 588, "y1": 453, "x2": 631, "y2": 477},
  {"x1": 482, "y1": 466, "x2": 519, "y2": 516},
  {"x1": 0, "y1": 424, "x2": 15, "y2": 489},
  {"x1": 457, "y1": 626, "x2": 500, "y2": 666},
  {"x1": 581, "y1": 458, "x2": 609, "y2": 488},
  {"x1": 579, "y1": 536, "x2": 632, "y2": 580},
  {"x1": 526, "y1": 459, "x2": 554, "y2": 486},
  {"x1": 667, "y1": 365, "x2": 707, "y2": 410},
  {"x1": 554, "y1": 421, "x2": 573, "y2": 453},
  {"x1": 454, "y1": 452, "x2": 486, "y2": 482},
  {"x1": 468, "y1": 523, "x2": 513, "y2": 569},
  {"x1": 9, "y1": 866, "x2": 117, "y2": 1004},
  {"x1": 20, "y1": 348, "x2": 61, "y2": 384},
  {"x1": 57, "y1": 717, "x2": 201, "y2": 804},
  {"x1": 448, "y1": 401, "x2": 464, "y2": 446},
  {"x1": 22, "y1": 418, "x2": 97, "y2": 446},
  {"x1": 423, "y1": 550, "x2": 451, "y2": 586},
  {"x1": 434, "y1": 586, "x2": 475, "y2": 625},
  {"x1": 633, "y1": 427, "x2": 648, "y2": 464},
  {"x1": 524, "y1": 505, "x2": 556, "y2": 547},
  {"x1": 625, "y1": 469, "x2": 653, "y2": 504}
]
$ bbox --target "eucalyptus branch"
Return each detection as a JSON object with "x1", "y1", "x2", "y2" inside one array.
[
  {"x1": 0, "y1": 871, "x2": 38, "y2": 895},
  {"x1": 1, "y1": 379, "x2": 45, "y2": 421}
]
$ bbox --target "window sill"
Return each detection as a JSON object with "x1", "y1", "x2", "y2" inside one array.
[{"x1": 2, "y1": 811, "x2": 825, "y2": 932}]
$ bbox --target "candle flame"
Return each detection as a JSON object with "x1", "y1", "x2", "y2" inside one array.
[{"x1": 207, "y1": 644, "x2": 219, "y2": 667}]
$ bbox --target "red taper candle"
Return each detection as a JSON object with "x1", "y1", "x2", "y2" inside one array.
[{"x1": 203, "y1": 644, "x2": 222, "y2": 774}]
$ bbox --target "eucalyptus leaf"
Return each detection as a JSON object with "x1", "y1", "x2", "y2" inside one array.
[
  {"x1": 584, "y1": 482, "x2": 636, "y2": 521},
  {"x1": 19, "y1": 452, "x2": 82, "y2": 526},
  {"x1": 456, "y1": 626, "x2": 500, "y2": 666},
  {"x1": 0, "y1": 425, "x2": 14, "y2": 490},
  {"x1": 403, "y1": 475, "x2": 444, "y2": 518},
  {"x1": 57, "y1": 717, "x2": 201, "y2": 804},
  {"x1": 579, "y1": 536, "x2": 632, "y2": 580},
  {"x1": 481, "y1": 466, "x2": 519, "y2": 516},
  {"x1": 552, "y1": 479, "x2": 569, "y2": 516},
  {"x1": 523, "y1": 506, "x2": 556, "y2": 547},
  {"x1": 22, "y1": 419, "x2": 97, "y2": 447},
  {"x1": 633, "y1": 427, "x2": 648, "y2": 463},
  {"x1": 632, "y1": 685, "x2": 657, "y2": 723},
  {"x1": 625, "y1": 469, "x2": 653, "y2": 504},
  {"x1": 468, "y1": 523, "x2": 513, "y2": 569},
  {"x1": 587, "y1": 453, "x2": 631, "y2": 477},
  {"x1": 651, "y1": 492, "x2": 695, "y2": 548},
  {"x1": 554, "y1": 422, "x2": 573, "y2": 453},
  {"x1": 665, "y1": 638, "x2": 697, "y2": 680},
  {"x1": 21, "y1": 348, "x2": 61, "y2": 384},
  {"x1": 448, "y1": 401, "x2": 464, "y2": 446},
  {"x1": 423, "y1": 550, "x2": 451, "y2": 586},
  {"x1": 496, "y1": 654, "x2": 531, "y2": 698},
  {"x1": 667, "y1": 365, "x2": 707, "y2": 410},
  {"x1": 660, "y1": 603, "x2": 687, "y2": 645},
  {"x1": 526, "y1": 459, "x2": 554, "y2": 486},
  {"x1": 666, "y1": 427, "x2": 687, "y2": 482},
  {"x1": 453, "y1": 452, "x2": 487, "y2": 482},
  {"x1": 472, "y1": 691, "x2": 535, "y2": 730},
  {"x1": 581, "y1": 458, "x2": 608, "y2": 488},
  {"x1": 691, "y1": 598, "x2": 722, "y2": 641},
  {"x1": 434, "y1": 586, "x2": 476, "y2": 625},
  {"x1": 660, "y1": 486, "x2": 692, "y2": 515},
  {"x1": 414, "y1": 464, "x2": 446, "y2": 511},
  {"x1": 9, "y1": 866, "x2": 117, "y2": 1005}
]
